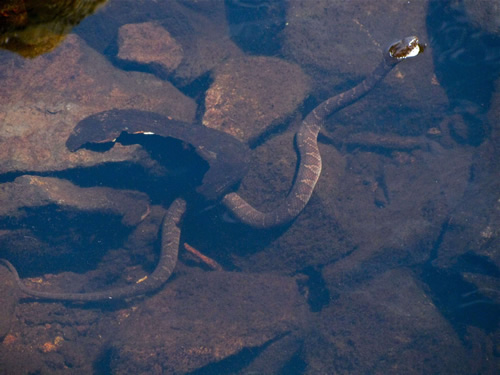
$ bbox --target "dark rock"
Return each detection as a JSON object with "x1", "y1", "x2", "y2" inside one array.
[
  {"x1": 0, "y1": 265, "x2": 17, "y2": 339},
  {"x1": 66, "y1": 109, "x2": 251, "y2": 201},
  {"x1": 306, "y1": 269, "x2": 470, "y2": 374},
  {"x1": 463, "y1": 0, "x2": 500, "y2": 35},
  {"x1": 109, "y1": 269, "x2": 308, "y2": 374},
  {"x1": 0, "y1": 175, "x2": 151, "y2": 270},
  {"x1": 0, "y1": 175, "x2": 150, "y2": 227}
]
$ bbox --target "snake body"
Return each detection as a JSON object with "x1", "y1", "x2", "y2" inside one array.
[
  {"x1": 0, "y1": 198, "x2": 186, "y2": 301},
  {"x1": 1, "y1": 37, "x2": 424, "y2": 301},
  {"x1": 222, "y1": 36, "x2": 424, "y2": 228}
]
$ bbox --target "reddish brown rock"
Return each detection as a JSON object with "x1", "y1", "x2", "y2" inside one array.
[
  {"x1": 307, "y1": 270, "x2": 470, "y2": 373},
  {"x1": 117, "y1": 22, "x2": 183, "y2": 73},
  {"x1": 0, "y1": 33, "x2": 196, "y2": 174},
  {"x1": 76, "y1": 0, "x2": 243, "y2": 84},
  {"x1": 203, "y1": 56, "x2": 310, "y2": 142},
  {"x1": 0, "y1": 265, "x2": 17, "y2": 339},
  {"x1": 0, "y1": 295, "x2": 105, "y2": 374},
  {"x1": 109, "y1": 269, "x2": 308, "y2": 374}
]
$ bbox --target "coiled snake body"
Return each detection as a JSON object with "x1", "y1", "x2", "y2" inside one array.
[
  {"x1": 222, "y1": 36, "x2": 425, "y2": 228},
  {"x1": 0, "y1": 199, "x2": 186, "y2": 301},
  {"x1": 1, "y1": 36, "x2": 424, "y2": 301}
]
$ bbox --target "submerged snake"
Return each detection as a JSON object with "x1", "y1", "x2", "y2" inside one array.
[
  {"x1": 1, "y1": 36, "x2": 424, "y2": 301},
  {"x1": 0, "y1": 198, "x2": 186, "y2": 301},
  {"x1": 223, "y1": 36, "x2": 425, "y2": 228}
]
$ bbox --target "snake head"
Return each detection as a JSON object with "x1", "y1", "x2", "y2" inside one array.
[{"x1": 386, "y1": 36, "x2": 426, "y2": 63}]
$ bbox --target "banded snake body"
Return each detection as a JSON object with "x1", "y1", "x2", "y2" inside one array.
[{"x1": 1, "y1": 36, "x2": 424, "y2": 301}]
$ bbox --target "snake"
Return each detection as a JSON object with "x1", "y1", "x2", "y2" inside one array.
[
  {"x1": 222, "y1": 36, "x2": 425, "y2": 228},
  {"x1": 0, "y1": 198, "x2": 186, "y2": 301},
  {"x1": 1, "y1": 36, "x2": 424, "y2": 301}
]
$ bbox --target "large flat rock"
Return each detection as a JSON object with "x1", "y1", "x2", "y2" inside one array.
[
  {"x1": 109, "y1": 270, "x2": 308, "y2": 374},
  {"x1": 0, "y1": 33, "x2": 196, "y2": 174}
]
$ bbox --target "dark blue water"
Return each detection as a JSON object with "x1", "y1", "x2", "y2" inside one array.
[{"x1": 0, "y1": 0, "x2": 498, "y2": 374}]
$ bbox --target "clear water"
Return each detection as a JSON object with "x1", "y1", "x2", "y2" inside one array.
[{"x1": 0, "y1": 0, "x2": 498, "y2": 374}]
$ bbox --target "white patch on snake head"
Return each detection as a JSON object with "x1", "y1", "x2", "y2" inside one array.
[
  {"x1": 405, "y1": 38, "x2": 422, "y2": 58},
  {"x1": 389, "y1": 36, "x2": 424, "y2": 60}
]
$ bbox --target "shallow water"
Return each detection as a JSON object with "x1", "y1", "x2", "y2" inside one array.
[{"x1": 0, "y1": 0, "x2": 498, "y2": 374}]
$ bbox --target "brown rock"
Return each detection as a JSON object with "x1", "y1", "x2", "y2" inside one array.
[
  {"x1": 110, "y1": 270, "x2": 308, "y2": 374},
  {"x1": 0, "y1": 175, "x2": 150, "y2": 227},
  {"x1": 203, "y1": 56, "x2": 310, "y2": 142},
  {"x1": 0, "y1": 33, "x2": 196, "y2": 174},
  {"x1": 307, "y1": 270, "x2": 469, "y2": 373},
  {"x1": 75, "y1": 0, "x2": 243, "y2": 84},
  {"x1": 0, "y1": 265, "x2": 18, "y2": 339},
  {"x1": 117, "y1": 22, "x2": 183, "y2": 73}
]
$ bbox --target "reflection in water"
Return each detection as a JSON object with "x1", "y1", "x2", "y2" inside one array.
[{"x1": 0, "y1": 0, "x2": 106, "y2": 58}]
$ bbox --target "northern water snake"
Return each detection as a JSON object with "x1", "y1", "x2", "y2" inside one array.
[
  {"x1": 64, "y1": 37, "x2": 424, "y2": 229},
  {"x1": 1, "y1": 36, "x2": 424, "y2": 301},
  {"x1": 0, "y1": 198, "x2": 186, "y2": 301},
  {"x1": 222, "y1": 36, "x2": 425, "y2": 228}
]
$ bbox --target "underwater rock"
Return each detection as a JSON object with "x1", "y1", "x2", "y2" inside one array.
[
  {"x1": 116, "y1": 22, "x2": 183, "y2": 76},
  {"x1": 0, "y1": 175, "x2": 150, "y2": 227},
  {"x1": 203, "y1": 56, "x2": 310, "y2": 142},
  {"x1": 0, "y1": 265, "x2": 17, "y2": 340},
  {"x1": 308, "y1": 269, "x2": 470, "y2": 373},
  {"x1": 0, "y1": 33, "x2": 196, "y2": 174},
  {"x1": 109, "y1": 270, "x2": 308, "y2": 374},
  {"x1": 76, "y1": 0, "x2": 243, "y2": 85},
  {"x1": 463, "y1": 0, "x2": 500, "y2": 35},
  {"x1": 66, "y1": 109, "x2": 251, "y2": 201}
]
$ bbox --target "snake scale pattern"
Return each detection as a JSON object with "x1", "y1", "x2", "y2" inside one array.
[
  {"x1": 222, "y1": 36, "x2": 425, "y2": 228},
  {"x1": 1, "y1": 37, "x2": 424, "y2": 301},
  {"x1": 0, "y1": 198, "x2": 186, "y2": 301}
]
